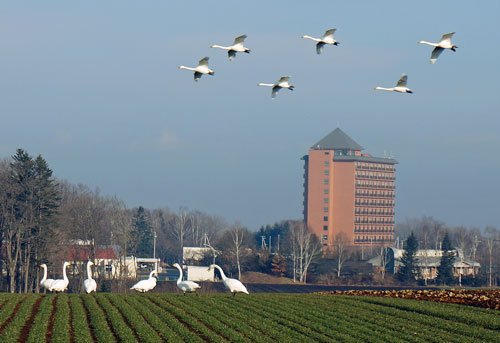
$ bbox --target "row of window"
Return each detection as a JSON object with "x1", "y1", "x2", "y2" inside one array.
[
  {"x1": 354, "y1": 227, "x2": 394, "y2": 233},
  {"x1": 355, "y1": 200, "x2": 395, "y2": 207},
  {"x1": 356, "y1": 190, "x2": 395, "y2": 198},
  {"x1": 356, "y1": 173, "x2": 395, "y2": 181},
  {"x1": 355, "y1": 181, "x2": 395, "y2": 189},
  {"x1": 355, "y1": 208, "x2": 394, "y2": 215},
  {"x1": 355, "y1": 162, "x2": 395, "y2": 172},
  {"x1": 355, "y1": 217, "x2": 395, "y2": 224},
  {"x1": 354, "y1": 236, "x2": 393, "y2": 243}
]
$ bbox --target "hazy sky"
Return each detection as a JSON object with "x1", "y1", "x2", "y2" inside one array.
[{"x1": 1, "y1": 1, "x2": 499, "y2": 230}]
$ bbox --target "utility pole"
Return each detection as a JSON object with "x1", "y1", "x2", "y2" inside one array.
[{"x1": 153, "y1": 231, "x2": 157, "y2": 259}]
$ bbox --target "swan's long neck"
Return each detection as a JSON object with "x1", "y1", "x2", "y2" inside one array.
[
  {"x1": 258, "y1": 83, "x2": 274, "y2": 87},
  {"x1": 175, "y1": 265, "x2": 183, "y2": 284},
  {"x1": 41, "y1": 265, "x2": 47, "y2": 283},
  {"x1": 87, "y1": 262, "x2": 93, "y2": 280},
  {"x1": 179, "y1": 66, "x2": 196, "y2": 71},
  {"x1": 63, "y1": 263, "x2": 68, "y2": 282},
  {"x1": 375, "y1": 86, "x2": 393, "y2": 91},
  {"x1": 149, "y1": 271, "x2": 156, "y2": 279},
  {"x1": 211, "y1": 44, "x2": 230, "y2": 50},
  {"x1": 418, "y1": 40, "x2": 437, "y2": 47},
  {"x1": 302, "y1": 35, "x2": 320, "y2": 42},
  {"x1": 213, "y1": 265, "x2": 227, "y2": 280}
]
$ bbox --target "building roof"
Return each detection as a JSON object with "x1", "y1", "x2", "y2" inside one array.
[
  {"x1": 66, "y1": 245, "x2": 119, "y2": 261},
  {"x1": 312, "y1": 128, "x2": 363, "y2": 151}
]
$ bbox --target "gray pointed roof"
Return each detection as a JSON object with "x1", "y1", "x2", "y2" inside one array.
[{"x1": 312, "y1": 128, "x2": 363, "y2": 150}]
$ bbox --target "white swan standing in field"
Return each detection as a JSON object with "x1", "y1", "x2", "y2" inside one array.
[
  {"x1": 211, "y1": 34, "x2": 251, "y2": 61},
  {"x1": 302, "y1": 28, "x2": 340, "y2": 54},
  {"x1": 208, "y1": 264, "x2": 249, "y2": 296},
  {"x1": 84, "y1": 261, "x2": 97, "y2": 293},
  {"x1": 258, "y1": 76, "x2": 295, "y2": 99},
  {"x1": 374, "y1": 74, "x2": 413, "y2": 94},
  {"x1": 40, "y1": 264, "x2": 55, "y2": 291},
  {"x1": 49, "y1": 261, "x2": 70, "y2": 292},
  {"x1": 418, "y1": 32, "x2": 457, "y2": 64},
  {"x1": 131, "y1": 270, "x2": 157, "y2": 293},
  {"x1": 178, "y1": 57, "x2": 215, "y2": 81},
  {"x1": 173, "y1": 263, "x2": 201, "y2": 295}
]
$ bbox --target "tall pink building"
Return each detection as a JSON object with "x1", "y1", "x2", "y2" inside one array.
[{"x1": 303, "y1": 128, "x2": 397, "y2": 248}]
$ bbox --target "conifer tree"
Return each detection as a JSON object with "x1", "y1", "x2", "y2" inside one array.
[
  {"x1": 397, "y1": 232, "x2": 419, "y2": 283},
  {"x1": 436, "y1": 232, "x2": 455, "y2": 285},
  {"x1": 130, "y1": 206, "x2": 153, "y2": 257}
]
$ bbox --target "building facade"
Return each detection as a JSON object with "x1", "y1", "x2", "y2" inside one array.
[{"x1": 303, "y1": 128, "x2": 397, "y2": 248}]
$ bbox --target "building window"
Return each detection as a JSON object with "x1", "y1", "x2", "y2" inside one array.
[
  {"x1": 323, "y1": 189, "x2": 329, "y2": 194},
  {"x1": 323, "y1": 207, "x2": 329, "y2": 212},
  {"x1": 323, "y1": 225, "x2": 328, "y2": 231},
  {"x1": 323, "y1": 198, "x2": 329, "y2": 203},
  {"x1": 324, "y1": 170, "x2": 329, "y2": 175},
  {"x1": 324, "y1": 161, "x2": 330, "y2": 166},
  {"x1": 323, "y1": 179, "x2": 329, "y2": 185},
  {"x1": 322, "y1": 234, "x2": 328, "y2": 240},
  {"x1": 323, "y1": 216, "x2": 328, "y2": 221}
]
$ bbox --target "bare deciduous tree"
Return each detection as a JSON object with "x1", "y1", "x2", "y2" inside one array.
[{"x1": 288, "y1": 221, "x2": 321, "y2": 283}]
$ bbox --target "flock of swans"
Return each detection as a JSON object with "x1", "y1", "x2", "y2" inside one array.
[
  {"x1": 179, "y1": 30, "x2": 458, "y2": 98},
  {"x1": 39, "y1": 262, "x2": 249, "y2": 296}
]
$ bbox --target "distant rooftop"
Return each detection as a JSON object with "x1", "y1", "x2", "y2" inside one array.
[{"x1": 312, "y1": 128, "x2": 363, "y2": 151}]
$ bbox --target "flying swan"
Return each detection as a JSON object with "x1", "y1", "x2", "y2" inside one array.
[
  {"x1": 258, "y1": 76, "x2": 294, "y2": 99},
  {"x1": 131, "y1": 270, "x2": 157, "y2": 293},
  {"x1": 302, "y1": 29, "x2": 339, "y2": 54},
  {"x1": 374, "y1": 74, "x2": 413, "y2": 94},
  {"x1": 40, "y1": 264, "x2": 55, "y2": 291},
  {"x1": 211, "y1": 35, "x2": 251, "y2": 60},
  {"x1": 49, "y1": 261, "x2": 70, "y2": 293},
  {"x1": 208, "y1": 264, "x2": 249, "y2": 296},
  {"x1": 84, "y1": 261, "x2": 97, "y2": 293},
  {"x1": 418, "y1": 32, "x2": 458, "y2": 64},
  {"x1": 173, "y1": 263, "x2": 201, "y2": 295},
  {"x1": 179, "y1": 57, "x2": 215, "y2": 81}
]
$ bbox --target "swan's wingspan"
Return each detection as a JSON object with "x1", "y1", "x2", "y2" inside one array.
[
  {"x1": 228, "y1": 50, "x2": 237, "y2": 60},
  {"x1": 396, "y1": 74, "x2": 407, "y2": 87},
  {"x1": 430, "y1": 47, "x2": 444, "y2": 64},
  {"x1": 194, "y1": 72, "x2": 202, "y2": 81},
  {"x1": 198, "y1": 57, "x2": 210, "y2": 67},
  {"x1": 323, "y1": 29, "x2": 336, "y2": 39},
  {"x1": 278, "y1": 76, "x2": 290, "y2": 83},
  {"x1": 316, "y1": 42, "x2": 325, "y2": 55},
  {"x1": 233, "y1": 34, "x2": 247, "y2": 45},
  {"x1": 271, "y1": 86, "x2": 280, "y2": 99},
  {"x1": 440, "y1": 32, "x2": 455, "y2": 44}
]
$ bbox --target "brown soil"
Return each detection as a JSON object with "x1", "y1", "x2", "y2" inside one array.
[
  {"x1": 240, "y1": 272, "x2": 295, "y2": 284},
  {"x1": 45, "y1": 295, "x2": 57, "y2": 342},
  {"x1": 18, "y1": 296, "x2": 44, "y2": 342},
  {"x1": 317, "y1": 289, "x2": 500, "y2": 310},
  {"x1": 0, "y1": 296, "x2": 26, "y2": 335}
]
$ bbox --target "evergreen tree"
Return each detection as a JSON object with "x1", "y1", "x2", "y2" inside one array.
[
  {"x1": 436, "y1": 232, "x2": 455, "y2": 285},
  {"x1": 397, "y1": 232, "x2": 419, "y2": 283},
  {"x1": 271, "y1": 254, "x2": 287, "y2": 276},
  {"x1": 129, "y1": 206, "x2": 153, "y2": 257}
]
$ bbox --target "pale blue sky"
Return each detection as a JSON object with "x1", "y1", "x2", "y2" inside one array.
[{"x1": 1, "y1": 1, "x2": 499, "y2": 229}]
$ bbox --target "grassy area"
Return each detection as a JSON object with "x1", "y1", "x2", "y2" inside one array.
[{"x1": 0, "y1": 292, "x2": 498, "y2": 342}]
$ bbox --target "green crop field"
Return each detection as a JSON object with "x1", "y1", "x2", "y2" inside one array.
[{"x1": 0, "y1": 292, "x2": 499, "y2": 342}]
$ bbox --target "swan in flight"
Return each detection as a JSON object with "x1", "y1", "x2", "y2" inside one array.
[
  {"x1": 208, "y1": 264, "x2": 249, "y2": 296},
  {"x1": 302, "y1": 29, "x2": 339, "y2": 54},
  {"x1": 173, "y1": 263, "x2": 201, "y2": 295},
  {"x1": 374, "y1": 74, "x2": 413, "y2": 94},
  {"x1": 131, "y1": 270, "x2": 157, "y2": 293},
  {"x1": 49, "y1": 261, "x2": 70, "y2": 292},
  {"x1": 40, "y1": 264, "x2": 55, "y2": 291},
  {"x1": 211, "y1": 35, "x2": 251, "y2": 61},
  {"x1": 418, "y1": 32, "x2": 457, "y2": 64},
  {"x1": 179, "y1": 57, "x2": 215, "y2": 81},
  {"x1": 84, "y1": 261, "x2": 97, "y2": 293},
  {"x1": 258, "y1": 76, "x2": 294, "y2": 99}
]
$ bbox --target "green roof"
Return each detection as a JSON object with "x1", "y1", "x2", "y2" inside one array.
[{"x1": 312, "y1": 128, "x2": 363, "y2": 151}]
